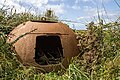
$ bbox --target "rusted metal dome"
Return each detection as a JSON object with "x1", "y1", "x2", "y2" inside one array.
[{"x1": 7, "y1": 21, "x2": 79, "y2": 72}]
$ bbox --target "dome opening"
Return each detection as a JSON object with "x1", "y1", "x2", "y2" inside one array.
[
  {"x1": 35, "y1": 36, "x2": 63, "y2": 65},
  {"x1": 31, "y1": 20, "x2": 57, "y2": 23}
]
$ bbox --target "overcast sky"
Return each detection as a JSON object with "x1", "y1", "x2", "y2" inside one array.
[{"x1": 0, "y1": 0, "x2": 120, "y2": 30}]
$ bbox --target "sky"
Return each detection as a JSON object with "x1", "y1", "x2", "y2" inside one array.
[{"x1": 0, "y1": 0, "x2": 120, "y2": 30}]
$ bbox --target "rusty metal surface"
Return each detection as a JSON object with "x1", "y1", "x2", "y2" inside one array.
[{"x1": 7, "y1": 21, "x2": 79, "y2": 72}]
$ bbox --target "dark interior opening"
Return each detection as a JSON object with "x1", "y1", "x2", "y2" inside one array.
[
  {"x1": 35, "y1": 36, "x2": 63, "y2": 65},
  {"x1": 31, "y1": 20, "x2": 57, "y2": 23}
]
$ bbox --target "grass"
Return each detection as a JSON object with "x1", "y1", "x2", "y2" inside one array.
[{"x1": 0, "y1": 7, "x2": 120, "y2": 80}]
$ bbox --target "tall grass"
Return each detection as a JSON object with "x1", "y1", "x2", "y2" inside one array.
[
  {"x1": 0, "y1": 7, "x2": 120, "y2": 80},
  {"x1": 76, "y1": 21, "x2": 120, "y2": 80}
]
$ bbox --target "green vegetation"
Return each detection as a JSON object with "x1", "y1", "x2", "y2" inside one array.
[{"x1": 0, "y1": 7, "x2": 120, "y2": 80}]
